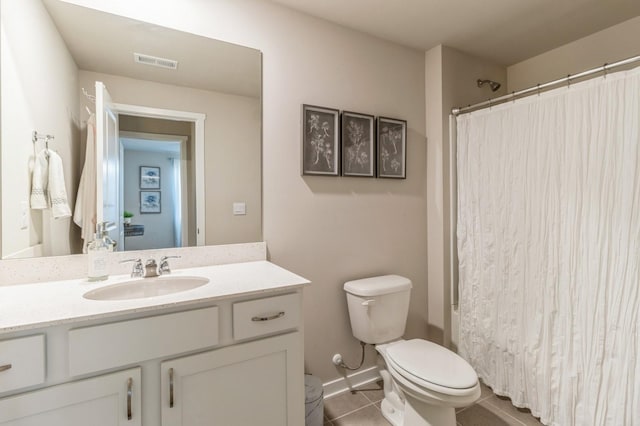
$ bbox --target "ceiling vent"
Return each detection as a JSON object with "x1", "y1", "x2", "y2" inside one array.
[{"x1": 133, "y1": 53, "x2": 178, "y2": 70}]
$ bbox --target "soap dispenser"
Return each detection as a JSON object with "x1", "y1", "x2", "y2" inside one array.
[{"x1": 87, "y1": 222, "x2": 115, "y2": 281}]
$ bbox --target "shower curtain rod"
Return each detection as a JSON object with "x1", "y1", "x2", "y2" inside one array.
[{"x1": 451, "y1": 54, "x2": 640, "y2": 115}]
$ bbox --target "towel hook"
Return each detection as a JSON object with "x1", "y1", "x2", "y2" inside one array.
[
  {"x1": 32, "y1": 131, "x2": 55, "y2": 156},
  {"x1": 82, "y1": 87, "x2": 96, "y2": 103}
]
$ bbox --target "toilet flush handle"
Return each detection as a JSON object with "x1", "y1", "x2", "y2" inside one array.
[{"x1": 361, "y1": 299, "x2": 376, "y2": 306}]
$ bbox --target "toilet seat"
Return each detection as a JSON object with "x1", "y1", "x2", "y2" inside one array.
[{"x1": 384, "y1": 339, "x2": 478, "y2": 397}]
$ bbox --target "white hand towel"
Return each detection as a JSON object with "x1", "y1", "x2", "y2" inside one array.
[
  {"x1": 30, "y1": 149, "x2": 49, "y2": 209},
  {"x1": 47, "y1": 150, "x2": 72, "y2": 219},
  {"x1": 74, "y1": 114, "x2": 97, "y2": 249}
]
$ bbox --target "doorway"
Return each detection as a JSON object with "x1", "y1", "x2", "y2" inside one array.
[
  {"x1": 94, "y1": 82, "x2": 206, "y2": 250},
  {"x1": 120, "y1": 130, "x2": 188, "y2": 251}
]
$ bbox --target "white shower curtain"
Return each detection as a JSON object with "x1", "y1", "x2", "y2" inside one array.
[{"x1": 456, "y1": 67, "x2": 640, "y2": 426}]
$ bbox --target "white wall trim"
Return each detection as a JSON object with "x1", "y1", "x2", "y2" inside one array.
[
  {"x1": 119, "y1": 130, "x2": 189, "y2": 144},
  {"x1": 112, "y1": 103, "x2": 206, "y2": 122},
  {"x1": 322, "y1": 366, "x2": 381, "y2": 399}
]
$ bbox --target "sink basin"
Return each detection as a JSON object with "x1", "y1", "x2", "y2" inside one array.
[{"x1": 84, "y1": 276, "x2": 210, "y2": 301}]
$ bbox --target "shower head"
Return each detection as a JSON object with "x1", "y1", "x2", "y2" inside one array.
[{"x1": 477, "y1": 79, "x2": 501, "y2": 92}]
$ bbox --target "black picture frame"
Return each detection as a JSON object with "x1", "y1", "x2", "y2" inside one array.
[
  {"x1": 301, "y1": 104, "x2": 340, "y2": 176},
  {"x1": 377, "y1": 117, "x2": 407, "y2": 179},
  {"x1": 140, "y1": 166, "x2": 161, "y2": 189},
  {"x1": 341, "y1": 111, "x2": 375, "y2": 177},
  {"x1": 140, "y1": 190, "x2": 161, "y2": 214}
]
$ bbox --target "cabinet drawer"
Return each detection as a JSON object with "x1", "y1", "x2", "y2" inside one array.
[
  {"x1": 0, "y1": 335, "x2": 45, "y2": 393},
  {"x1": 68, "y1": 307, "x2": 218, "y2": 376},
  {"x1": 233, "y1": 293, "x2": 300, "y2": 340}
]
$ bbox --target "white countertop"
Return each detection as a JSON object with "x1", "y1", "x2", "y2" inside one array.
[{"x1": 0, "y1": 260, "x2": 309, "y2": 334}]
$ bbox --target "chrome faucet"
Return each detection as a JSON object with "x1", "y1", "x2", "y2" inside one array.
[
  {"x1": 144, "y1": 258, "x2": 160, "y2": 278},
  {"x1": 121, "y1": 256, "x2": 181, "y2": 278},
  {"x1": 159, "y1": 255, "x2": 181, "y2": 275},
  {"x1": 120, "y1": 258, "x2": 144, "y2": 278}
]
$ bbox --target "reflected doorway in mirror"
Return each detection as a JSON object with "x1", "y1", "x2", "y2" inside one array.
[
  {"x1": 114, "y1": 105, "x2": 206, "y2": 249},
  {"x1": 121, "y1": 130, "x2": 185, "y2": 250}
]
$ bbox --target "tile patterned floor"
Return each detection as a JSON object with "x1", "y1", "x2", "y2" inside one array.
[{"x1": 323, "y1": 380, "x2": 543, "y2": 426}]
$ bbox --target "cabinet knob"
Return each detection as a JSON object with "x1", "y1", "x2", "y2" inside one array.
[{"x1": 0, "y1": 364, "x2": 12, "y2": 372}]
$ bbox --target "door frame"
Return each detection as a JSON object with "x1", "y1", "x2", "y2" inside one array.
[
  {"x1": 95, "y1": 82, "x2": 122, "y2": 249},
  {"x1": 112, "y1": 103, "x2": 206, "y2": 246}
]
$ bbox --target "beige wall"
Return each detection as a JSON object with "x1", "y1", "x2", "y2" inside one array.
[
  {"x1": 508, "y1": 16, "x2": 640, "y2": 92},
  {"x1": 78, "y1": 70, "x2": 262, "y2": 246},
  {"x1": 67, "y1": 0, "x2": 428, "y2": 383},
  {"x1": 1, "y1": 0, "x2": 81, "y2": 258},
  {"x1": 425, "y1": 45, "x2": 507, "y2": 346}
]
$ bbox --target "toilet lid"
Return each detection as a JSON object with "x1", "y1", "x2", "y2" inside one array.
[{"x1": 385, "y1": 339, "x2": 477, "y2": 390}]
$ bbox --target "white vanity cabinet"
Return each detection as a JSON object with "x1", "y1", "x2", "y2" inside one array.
[
  {"x1": 0, "y1": 289, "x2": 304, "y2": 426},
  {"x1": 160, "y1": 332, "x2": 301, "y2": 426},
  {"x1": 0, "y1": 367, "x2": 142, "y2": 426},
  {"x1": 160, "y1": 292, "x2": 303, "y2": 426}
]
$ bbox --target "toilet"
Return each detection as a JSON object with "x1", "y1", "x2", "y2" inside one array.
[{"x1": 343, "y1": 275, "x2": 480, "y2": 426}]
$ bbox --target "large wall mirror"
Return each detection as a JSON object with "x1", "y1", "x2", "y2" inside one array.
[{"x1": 0, "y1": 0, "x2": 262, "y2": 259}]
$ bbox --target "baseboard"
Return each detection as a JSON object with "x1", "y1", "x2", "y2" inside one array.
[{"x1": 323, "y1": 366, "x2": 381, "y2": 399}]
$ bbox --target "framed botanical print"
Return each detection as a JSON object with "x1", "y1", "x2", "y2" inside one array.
[
  {"x1": 301, "y1": 104, "x2": 340, "y2": 176},
  {"x1": 341, "y1": 111, "x2": 375, "y2": 177}
]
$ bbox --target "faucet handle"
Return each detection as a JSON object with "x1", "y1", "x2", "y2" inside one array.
[
  {"x1": 120, "y1": 258, "x2": 143, "y2": 278},
  {"x1": 159, "y1": 255, "x2": 181, "y2": 275}
]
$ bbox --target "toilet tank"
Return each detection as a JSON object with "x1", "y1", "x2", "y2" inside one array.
[{"x1": 343, "y1": 275, "x2": 412, "y2": 344}]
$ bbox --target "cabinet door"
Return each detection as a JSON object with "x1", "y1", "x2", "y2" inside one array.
[
  {"x1": 161, "y1": 332, "x2": 303, "y2": 426},
  {"x1": 0, "y1": 367, "x2": 141, "y2": 426}
]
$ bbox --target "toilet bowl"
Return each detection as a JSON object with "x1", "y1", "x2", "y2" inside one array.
[
  {"x1": 377, "y1": 339, "x2": 480, "y2": 426},
  {"x1": 343, "y1": 275, "x2": 480, "y2": 426}
]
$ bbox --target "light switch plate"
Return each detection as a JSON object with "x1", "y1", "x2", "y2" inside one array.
[{"x1": 233, "y1": 202, "x2": 246, "y2": 216}]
